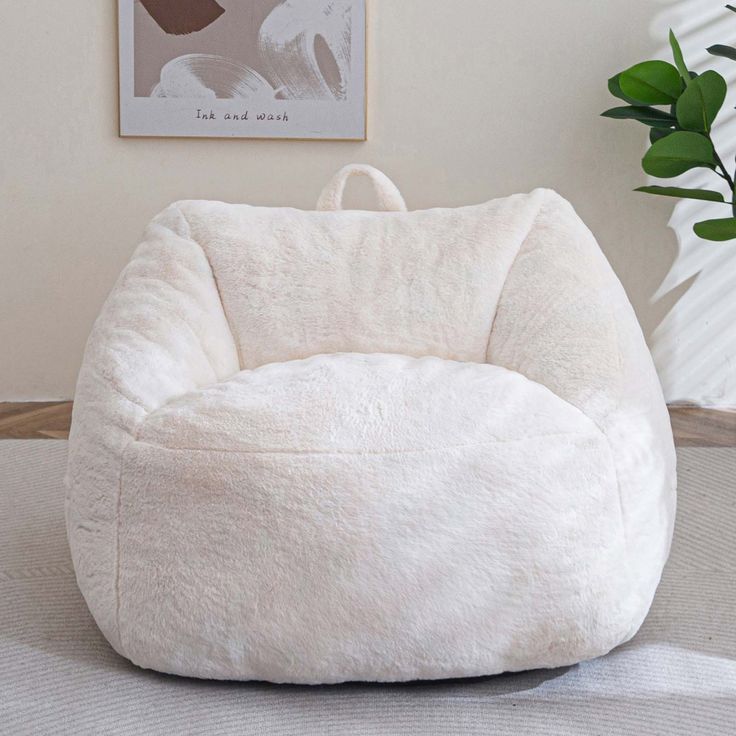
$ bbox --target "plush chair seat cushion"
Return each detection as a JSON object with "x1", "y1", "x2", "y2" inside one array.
[
  {"x1": 137, "y1": 352, "x2": 598, "y2": 453},
  {"x1": 122, "y1": 352, "x2": 633, "y2": 682}
]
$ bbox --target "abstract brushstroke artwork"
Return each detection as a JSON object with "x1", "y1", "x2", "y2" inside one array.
[
  {"x1": 138, "y1": 0, "x2": 226, "y2": 36},
  {"x1": 118, "y1": 0, "x2": 366, "y2": 139}
]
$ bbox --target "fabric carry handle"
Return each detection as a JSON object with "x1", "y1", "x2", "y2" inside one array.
[{"x1": 316, "y1": 164, "x2": 407, "y2": 212}]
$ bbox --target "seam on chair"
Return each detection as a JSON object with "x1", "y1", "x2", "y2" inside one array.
[
  {"x1": 115, "y1": 403, "x2": 152, "y2": 657},
  {"x1": 114, "y1": 437, "x2": 132, "y2": 656},
  {"x1": 593, "y1": 280, "x2": 630, "y2": 563},
  {"x1": 600, "y1": 300, "x2": 627, "y2": 534},
  {"x1": 600, "y1": 431, "x2": 626, "y2": 532},
  {"x1": 127, "y1": 429, "x2": 603, "y2": 457},
  {"x1": 484, "y1": 195, "x2": 548, "y2": 362},
  {"x1": 89, "y1": 369, "x2": 150, "y2": 415},
  {"x1": 172, "y1": 203, "x2": 244, "y2": 372}
]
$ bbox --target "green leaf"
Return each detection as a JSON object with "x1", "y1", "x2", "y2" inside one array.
[
  {"x1": 601, "y1": 105, "x2": 677, "y2": 128},
  {"x1": 620, "y1": 61, "x2": 683, "y2": 104},
  {"x1": 642, "y1": 131, "x2": 716, "y2": 177},
  {"x1": 608, "y1": 74, "x2": 641, "y2": 104},
  {"x1": 650, "y1": 128, "x2": 675, "y2": 144},
  {"x1": 676, "y1": 70, "x2": 727, "y2": 132},
  {"x1": 669, "y1": 30, "x2": 691, "y2": 84},
  {"x1": 693, "y1": 217, "x2": 736, "y2": 241},
  {"x1": 635, "y1": 186, "x2": 725, "y2": 202},
  {"x1": 707, "y1": 44, "x2": 736, "y2": 62}
]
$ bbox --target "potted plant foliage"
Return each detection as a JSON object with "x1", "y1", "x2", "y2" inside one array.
[{"x1": 603, "y1": 5, "x2": 736, "y2": 241}]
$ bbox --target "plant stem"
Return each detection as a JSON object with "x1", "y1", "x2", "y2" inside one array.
[
  {"x1": 713, "y1": 151, "x2": 734, "y2": 188},
  {"x1": 710, "y1": 143, "x2": 736, "y2": 214}
]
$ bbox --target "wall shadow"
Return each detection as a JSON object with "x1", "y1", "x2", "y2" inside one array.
[{"x1": 649, "y1": 0, "x2": 736, "y2": 406}]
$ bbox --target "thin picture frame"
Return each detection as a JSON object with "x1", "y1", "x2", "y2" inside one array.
[{"x1": 118, "y1": 0, "x2": 367, "y2": 140}]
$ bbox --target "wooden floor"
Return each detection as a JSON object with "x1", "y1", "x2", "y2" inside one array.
[
  {"x1": 0, "y1": 402, "x2": 74, "y2": 440},
  {"x1": 668, "y1": 406, "x2": 736, "y2": 448},
  {"x1": 0, "y1": 402, "x2": 735, "y2": 447}
]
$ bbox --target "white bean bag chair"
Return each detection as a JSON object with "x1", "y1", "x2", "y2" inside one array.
[{"x1": 66, "y1": 165, "x2": 677, "y2": 684}]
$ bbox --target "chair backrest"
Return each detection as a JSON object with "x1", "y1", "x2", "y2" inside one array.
[{"x1": 175, "y1": 165, "x2": 550, "y2": 370}]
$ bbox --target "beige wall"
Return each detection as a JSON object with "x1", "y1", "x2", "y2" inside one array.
[{"x1": 0, "y1": 1, "x2": 702, "y2": 400}]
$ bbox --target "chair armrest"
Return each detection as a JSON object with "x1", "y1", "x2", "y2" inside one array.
[
  {"x1": 487, "y1": 191, "x2": 662, "y2": 430},
  {"x1": 66, "y1": 203, "x2": 239, "y2": 652},
  {"x1": 487, "y1": 191, "x2": 676, "y2": 630}
]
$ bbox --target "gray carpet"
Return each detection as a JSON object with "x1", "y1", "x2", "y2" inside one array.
[{"x1": 1, "y1": 441, "x2": 734, "y2": 736}]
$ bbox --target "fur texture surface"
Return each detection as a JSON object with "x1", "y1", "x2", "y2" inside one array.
[{"x1": 66, "y1": 169, "x2": 676, "y2": 683}]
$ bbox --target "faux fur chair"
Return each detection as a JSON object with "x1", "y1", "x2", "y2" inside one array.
[{"x1": 66, "y1": 165, "x2": 676, "y2": 684}]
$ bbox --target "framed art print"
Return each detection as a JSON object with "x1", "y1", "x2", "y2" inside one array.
[{"x1": 118, "y1": 1, "x2": 366, "y2": 140}]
